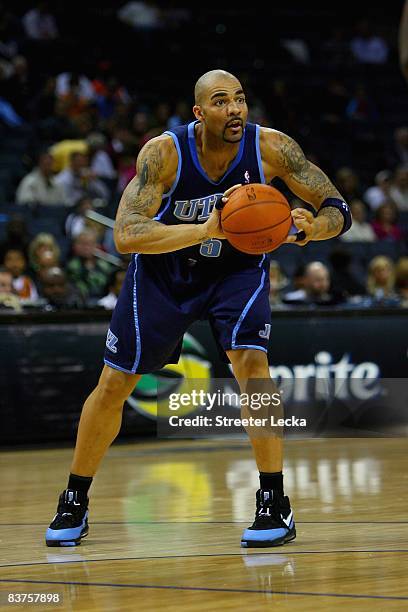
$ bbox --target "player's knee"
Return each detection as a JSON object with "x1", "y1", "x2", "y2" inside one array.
[
  {"x1": 232, "y1": 350, "x2": 269, "y2": 379},
  {"x1": 97, "y1": 366, "x2": 140, "y2": 405}
]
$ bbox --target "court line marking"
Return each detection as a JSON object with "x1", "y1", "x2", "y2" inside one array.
[
  {"x1": 1, "y1": 549, "x2": 408, "y2": 570},
  {"x1": 1, "y1": 520, "x2": 408, "y2": 526},
  {"x1": 0, "y1": 578, "x2": 407, "y2": 601}
]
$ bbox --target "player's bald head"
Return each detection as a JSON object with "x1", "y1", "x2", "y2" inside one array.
[{"x1": 194, "y1": 70, "x2": 241, "y2": 105}]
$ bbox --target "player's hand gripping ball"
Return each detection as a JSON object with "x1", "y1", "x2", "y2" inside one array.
[{"x1": 220, "y1": 183, "x2": 292, "y2": 254}]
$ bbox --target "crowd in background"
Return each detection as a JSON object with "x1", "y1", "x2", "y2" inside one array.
[{"x1": 0, "y1": 1, "x2": 407, "y2": 312}]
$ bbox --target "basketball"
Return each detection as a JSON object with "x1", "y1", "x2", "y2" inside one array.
[{"x1": 221, "y1": 184, "x2": 292, "y2": 254}]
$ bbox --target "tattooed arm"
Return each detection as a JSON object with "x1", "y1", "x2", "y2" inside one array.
[
  {"x1": 114, "y1": 135, "x2": 223, "y2": 254},
  {"x1": 261, "y1": 128, "x2": 345, "y2": 242}
]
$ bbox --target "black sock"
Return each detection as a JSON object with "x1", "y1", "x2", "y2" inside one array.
[
  {"x1": 67, "y1": 473, "x2": 93, "y2": 496},
  {"x1": 259, "y1": 471, "x2": 284, "y2": 495}
]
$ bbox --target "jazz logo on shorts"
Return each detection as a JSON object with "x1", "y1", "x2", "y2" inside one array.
[{"x1": 106, "y1": 329, "x2": 119, "y2": 354}]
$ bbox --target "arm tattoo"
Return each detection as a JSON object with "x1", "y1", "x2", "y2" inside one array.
[
  {"x1": 115, "y1": 141, "x2": 164, "y2": 244},
  {"x1": 317, "y1": 207, "x2": 344, "y2": 234},
  {"x1": 137, "y1": 159, "x2": 149, "y2": 195},
  {"x1": 278, "y1": 134, "x2": 342, "y2": 202}
]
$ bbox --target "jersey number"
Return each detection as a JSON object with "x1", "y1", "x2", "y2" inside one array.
[{"x1": 199, "y1": 239, "x2": 222, "y2": 258}]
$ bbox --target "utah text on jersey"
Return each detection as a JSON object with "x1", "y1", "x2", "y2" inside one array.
[{"x1": 173, "y1": 193, "x2": 223, "y2": 222}]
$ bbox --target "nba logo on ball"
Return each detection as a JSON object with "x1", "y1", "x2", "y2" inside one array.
[{"x1": 221, "y1": 184, "x2": 292, "y2": 254}]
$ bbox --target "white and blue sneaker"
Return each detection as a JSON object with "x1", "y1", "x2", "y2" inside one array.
[
  {"x1": 46, "y1": 489, "x2": 89, "y2": 547},
  {"x1": 241, "y1": 489, "x2": 296, "y2": 548}
]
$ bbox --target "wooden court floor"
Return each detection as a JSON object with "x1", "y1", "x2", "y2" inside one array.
[{"x1": 0, "y1": 438, "x2": 407, "y2": 611}]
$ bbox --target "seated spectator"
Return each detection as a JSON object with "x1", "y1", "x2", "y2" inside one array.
[
  {"x1": 16, "y1": 152, "x2": 67, "y2": 206},
  {"x1": 2, "y1": 55, "x2": 32, "y2": 120},
  {"x1": 2, "y1": 247, "x2": 38, "y2": 300},
  {"x1": 363, "y1": 170, "x2": 394, "y2": 210},
  {"x1": 55, "y1": 71, "x2": 95, "y2": 116},
  {"x1": 395, "y1": 257, "x2": 408, "y2": 307},
  {"x1": 367, "y1": 255, "x2": 397, "y2": 300},
  {"x1": 283, "y1": 261, "x2": 344, "y2": 306},
  {"x1": 346, "y1": 85, "x2": 379, "y2": 123},
  {"x1": 93, "y1": 76, "x2": 131, "y2": 121},
  {"x1": 66, "y1": 229, "x2": 112, "y2": 300},
  {"x1": 323, "y1": 28, "x2": 352, "y2": 67},
  {"x1": 65, "y1": 196, "x2": 94, "y2": 239},
  {"x1": 54, "y1": 152, "x2": 110, "y2": 207},
  {"x1": 389, "y1": 164, "x2": 408, "y2": 211},
  {"x1": 268, "y1": 260, "x2": 289, "y2": 307},
  {"x1": 22, "y1": 2, "x2": 59, "y2": 40},
  {"x1": 168, "y1": 100, "x2": 191, "y2": 129},
  {"x1": 39, "y1": 266, "x2": 85, "y2": 309},
  {"x1": 86, "y1": 132, "x2": 116, "y2": 180},
  {"x1": 98, "y1": 268, "x2": 126, "y2": 309},
  {"x1": 0, "y1": 215, "x2": 31, "y2": 262},
  {"x1": 329, "y1": 246, "x2": 366, "y2": 296},
  {"x1": 350, "y1": 20, "x2": 388, "y2": 64},
  {"x1": 28, "y1": 233, "x2": 61, "y2": 274},
  {"x1": 117, "y1": 1, "x2": 163, "y2": 31},
  {"x1": 340, "y1": 199, "x2": 376, "y2": 242},
  {"x1": 48, "y1": 137, "x2": 88, "y2": 172},
  {"x1": 388, "y1": 127, "x2": 408, "y2": 167},
  {"x1": 0, "y1": 267, "x2": 21, "y2": 312},
  {"x1": 335, "y1": 167, "x2": 362, "y2": 201},
  {"x1": 371, "y1": 202, "x2": 404, "y2": 241}
]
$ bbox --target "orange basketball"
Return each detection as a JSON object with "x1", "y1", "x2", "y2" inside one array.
[{"x1": 221, "y1": 184, "x2": 292, "y2": 254}]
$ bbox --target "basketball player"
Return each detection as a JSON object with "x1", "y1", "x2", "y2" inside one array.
[{"x1": 46, "y1": 70, "x2": 351, "y2": 548}]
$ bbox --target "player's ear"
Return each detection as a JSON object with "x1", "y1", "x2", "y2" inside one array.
[{"x1": 193, "y1": 105, "x2": 204, "y2": 122}]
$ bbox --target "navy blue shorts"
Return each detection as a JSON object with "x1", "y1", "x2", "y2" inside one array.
[{"x1": 104, "y1": 253, "x2": 271, "y2": 374}]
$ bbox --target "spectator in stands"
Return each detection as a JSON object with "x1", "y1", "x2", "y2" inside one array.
[
  {"x1": 371, "y1": 202, "x2": 404, "y2": 242},
  {"x1": 0, "y1": 214, "x2": 31, "y2": 262},
  {"x1": 350, "y1": 20, "x2": 388, "y2": 64},
  {"x1": 65, "y1": 196, "x2": 94, "y2": 239},
  {"x1": 268, "y1": 260, "x2": 288, "y2": 307},
  {"x1": 346, "y1": 84, "x2": 379, "y2": 123},
  {"x1": 98, "y1": 268, "x2": 126, "y2": 310},
  {"x1": 93, "y1": 76, "x2": 131, "y2": 121},
  {"x1": 168, "y1": 100, "x2": 191, "y2": 129},
  {"x1": 0, "y1": 266, "x2": 21, "y2": 311},
  {"x1": 56, "y1": 71, "x2": 95, "y2": 109},
  {"x1": 16, "y1": 152, "x2": 67, "y2": 206},
  {"x1": 335, "y1": 167, "x2": 362, "y2": 201},
  {"x1": 395, "y1": 257, "x2": 408, "y2": 307},
  {"x1": 323, "y1": 28, "x2": 352, "y2": 67},
  {"x1": 28, "y1": 233, "x2": 61, "y2": 273},
  {"x1": 86, "y1": 132, "x2": 116, "y2": 181},
  {"x1": 389, "y1": 127, "x2": 408, "y2": 166},
  {"x1": 117, "y1": 1, "x2": 163, "y2": 31},
  {"x1": 321, "y1": 79, "x2": 349, "y2": 126},
  {"x1": 367, "y1": 255, "x2": 396, "y2": 300},
  {"x1": 28, "y1": 75, "x2": 56, "y2": 121},
  {"x1": 283, "y1": 262, "x2": 343, "y2": 306},
  {"x1": 1, "y1": 55, "x2": 32, "y2": 119},
  {"x1": 22, "y1": 2, "x2": 58, "y2": 40},
  {"x1": 49, "y1": 135, "x2": 88, "y2": 173},
  {"x1": 340, "y1": 200, "x2": 376, "y2": 242},
  {"x1": 2, "y1": 247, "x2": 38, "y2": 300},
  {"x1": 66, "y1": 229, "x2": 112, "y2": 300},
  {"x1": 329, "y1": 246, "x2": 366, "y2": 297},
  {"x1": 39, "y1": 266, "x2": 85, "y2": 309},
  {"x1": 363, "y1": 170, "x2": 394, "y2": 211},
  {"x1": 115, "y1": 151, "x2": 136, "y2": 195},
  {"x1": 54, "y1": 152, "x2": 110, "y2": 207},
  {"x1": 389, "y1": 164, "x2": 408, "y2": 211}
]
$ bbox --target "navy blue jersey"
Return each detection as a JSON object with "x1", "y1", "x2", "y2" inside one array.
[
  {"x1": 147, "y1": 120, "x2": 266, "y2": 274},
  {"x1": 104, "y1": 120, "x2": 272, "y2": 375}
]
